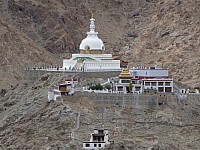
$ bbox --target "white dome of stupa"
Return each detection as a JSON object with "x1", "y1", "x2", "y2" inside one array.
[{"x1": 79, "y1": 16, "x2": 105, "y2": 51}]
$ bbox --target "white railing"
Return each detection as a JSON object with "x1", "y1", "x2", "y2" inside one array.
[
  {"x1": 83, "y1": 87, "x2": 112, "y2": 93},
  {"x1": 26, "y1": 67, "x2": 121, "y2": 72},
  {"x1": 84, "y1": 68, "x2": 121, "y2": 72}
]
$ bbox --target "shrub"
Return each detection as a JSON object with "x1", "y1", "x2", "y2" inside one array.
[
  {"x1": 89, "y1": 83, "x2": 103, "y2": 90},
  {"x1": 104, "y1": 85, "x2": 111, "y2": 90}
]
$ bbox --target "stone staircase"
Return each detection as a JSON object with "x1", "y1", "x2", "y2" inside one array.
[{"x1": 73, "y1": 62, "x2": 83, "y2": 71}]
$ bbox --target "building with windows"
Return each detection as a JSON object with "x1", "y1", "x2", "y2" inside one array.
[
  {"x1": 130, "y1": 66, "x2": 173, "y2": 93},
  {"x1": 142, "y1": 78, "x2": 173, "y2": 93},
  {"x1": 104, "y1": 66, "x2": 173, "y2": 94},
  {"x1": 48, "y1": 79, "x2": 78, "y2": 101},
  {"x1": 62, "y1": 16, "x2": 121, "y2": 72},
  {"x1": 83, "y1": 128, "x2": 110, "y2": 149},
  {"x1": 114, "y1": 69, "x2": 142, "y2": 94},
  {"x1": 130, "y1": 66, "x2": 169, "y2": 79}
]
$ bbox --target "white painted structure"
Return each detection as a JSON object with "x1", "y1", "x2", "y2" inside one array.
[
  {"x1": 83, "y1": 87, "x2": 111, "y2": 93},
  {"x1": 62, "y1": 16, "x2": 121, "y2": 72},
  {"x1": 80, "y1": 15, "x2": 105, "y2": 51},
  {"x1": 142, "y1": 78, "x2": 173, "y2": 93},
  {"x1": 48, "y1": 91, "x2": 54, "y2": 102},
  {"x1": 130, "y1": 66, "x2": 169, "y2": 79},
  {"x1": 101, "y1": 67, "x2": 174, "y2": 94},
  {"x1": 48, "y1": 90, "x2": 61, "y2": 101},
  {"x1": 83, "y1": 128, "x2": 110, "y2": 150},
  {"x1": 129, "y1": 66, "x2": 174, "y2": 93},
  {"x1": 48, "y1": 79, "x2": 78, "y2": 101}
]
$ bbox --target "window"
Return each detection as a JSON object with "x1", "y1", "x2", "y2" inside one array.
[
  {"x1": 165, "y1": 82, "x2": 171, "y2": 86},
  {"x1": 86, "y1": 144, "x2": 90, "y2": 147},
  {"x1": 158, "y1": 82, "x2": 163, "y2": 86},
  {"x1": 99, "y1": 144, "x2": 101, "y2": 147},
  {"x1": 151, "y1": 82, "x2": 156, "y2": 86},
  {"x1": 118, "y1": 86, "x2": 123, "y2": 91},
  {"x1": 145, "y1": 82, "x2": 150, "y2": 86},
  {"x1": 132, "y1": 80, "x2": 137, "y2": 84},
  {"x1": 165, "y1": 87, "x2": 172, "y2": 93},
  {"x1": 98, "y1": 130, "x2": 104, "y2": 134},
  {"x1": 94, "y1": 144, "x2": 97, "y2": 147},
  {"x1": 121, "y1": 80, "x2": 130, "y2": 83},
  {"x1": 158, "y1": 87, "x2": 164, "y2": 92},
  {"x1": 135, "y1": 87, "x2": 140, "y2": 91}
]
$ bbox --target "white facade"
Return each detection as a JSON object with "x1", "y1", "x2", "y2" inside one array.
[
  {"x1": 48, "y1": 79, "x2": 78, "y2": 101},
  {"x1": 114, "y1": 82, "x2": 143, "y2": 94},
  {"x1": 84, "y1": 60, "x2": 120, "y2": 71},
  {"x1": 83, "y1": 128, "x2": 110, "y2": 150},
  {"x1": 48, "y1": 90, "x2": 61, "y2": 101},
  {"x1": 48, "y1": 91, "x2": 54, "y2": 102},
  {"x1": 80, "y1": 16, "x2": 105, "y2": 51},
  {"x1": 71, "y1": 54, "x2": 112, "y2": 60},
  {"x1": 130, "y1": 67, "x2": 169, "y2": 78},
  {"x1": 107, "y1": 67, "x2": 173, "y2": 94},
  {"x1": 62, "y1": 60, "x2": 77, "y2": 70},
  {"x1": 83, "y1": 142, "x2": 106, "y2": 150},
  {"x1": 61, "y1": 16, "x2": 121, "y2": 72},
  {"x1": 143, "y1": 78, "x2": 173, "y2": 93},
  {"x1": 80, "y1": 34, "x2": 105, "y2": 50}
]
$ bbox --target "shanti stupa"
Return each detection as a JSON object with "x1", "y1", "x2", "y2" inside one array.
[{"x1": 62, "y1": 15, "x2": 121, "y2": 72}]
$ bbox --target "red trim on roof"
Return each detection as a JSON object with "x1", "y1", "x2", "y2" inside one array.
[{"x1": 134, "y1": 76, "x2": 171, "y2": 79}]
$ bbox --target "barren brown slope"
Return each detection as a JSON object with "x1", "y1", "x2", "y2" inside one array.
[
  {"x1": 0, "y1": 74, "x2": 200, "y2": 149},
  {"x1": 0, "y1": 0, "x2": 159, "y2": 89},
  {"x1": 121, "y1": 0, "x2": 200, "y2": 87},
  {"x1": 0, "y1": 0, "x2": 200, "y2": 88},
  {"x1": 0, "y1": 18, "x2": 58, "y2": 89}
]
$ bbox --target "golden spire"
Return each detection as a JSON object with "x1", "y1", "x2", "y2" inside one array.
[{"x1": 119, "y1": 70, "x2": 132, "y2": 78}]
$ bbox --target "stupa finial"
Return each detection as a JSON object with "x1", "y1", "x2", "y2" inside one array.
[{"x1": 89, "y1": 14, "x2": 95, "y2": 32}]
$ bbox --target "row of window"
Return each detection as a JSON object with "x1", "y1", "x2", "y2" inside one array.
[
  {"x1": 85, "y1": 63, "x2": 117, "y2": 66},
  {"x1": 145, "y1": 82, "x2": 171, "y2": 86},
  {"x1": 85, "y1": 143, "x2": 102, "y2": 148},
  {"x1": 121, "y1": 80, "x2": 130, "y2": 83},
  {"x1": 158, "y1": 87, "x2": 172, "y2": 92}
]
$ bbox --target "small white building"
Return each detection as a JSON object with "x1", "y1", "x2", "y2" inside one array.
[
  {"x1": 48, "y1": 89, "x2": 61, "y2": 102},
  {"x1": 83, "y1": 128, "x2": 110, "y2": 150},
  {"x1": 48, "y1": 78, "x2": 78, "y2": 101}
]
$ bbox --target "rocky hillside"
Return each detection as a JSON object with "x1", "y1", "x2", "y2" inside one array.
[
  {"x1": 0, "y1": 0, "x2": 200, "y2": 88},
  {"x1": 0, "y1": 73, "x2": 200, "y2": 149},
  {"x1": 120, "y1": 0, "x2": 200, "y2": 87},
  {"x1": 0, "y1": 18, "x2": 58, "y2": 89}
]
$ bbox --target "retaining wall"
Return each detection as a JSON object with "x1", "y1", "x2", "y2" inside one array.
[
  {"x1": 62, "y1": 92, "x2": 178, "y2": 110},
  {"x1": 23, "y1": 70, "x2": 121, "y2": 82}
]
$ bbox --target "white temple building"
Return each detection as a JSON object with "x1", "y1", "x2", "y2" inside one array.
[
  {"x1": 62, "y1": 15, "x2": 121, "y2": 72},
  {"x1": 83, "y1": 128, "x2": 110, "y2": 149}
]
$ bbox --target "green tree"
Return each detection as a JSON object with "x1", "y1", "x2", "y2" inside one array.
[{"x1": 89, "y1": 83, "x2": 103, "y2": 90}]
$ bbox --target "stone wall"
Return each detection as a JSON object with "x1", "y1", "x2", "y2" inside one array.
[
  {"x1": 23, "y1": 70, "x2": 121, "y2": 82},
  {"x1": 62, "y1": 92, "x2": 178, "y2": 110}
]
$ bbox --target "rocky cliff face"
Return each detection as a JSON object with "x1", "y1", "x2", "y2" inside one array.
[
  {"x1": 0, "y1": 0, "x2": 200, "y2": 89},
  {"x1": 0, "y1": 18, "x2": 58, "y2": 89}
]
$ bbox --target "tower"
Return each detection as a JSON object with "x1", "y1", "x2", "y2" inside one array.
[{"x1": 79, "y1": 15, "x2": 105, "y2": 54}]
